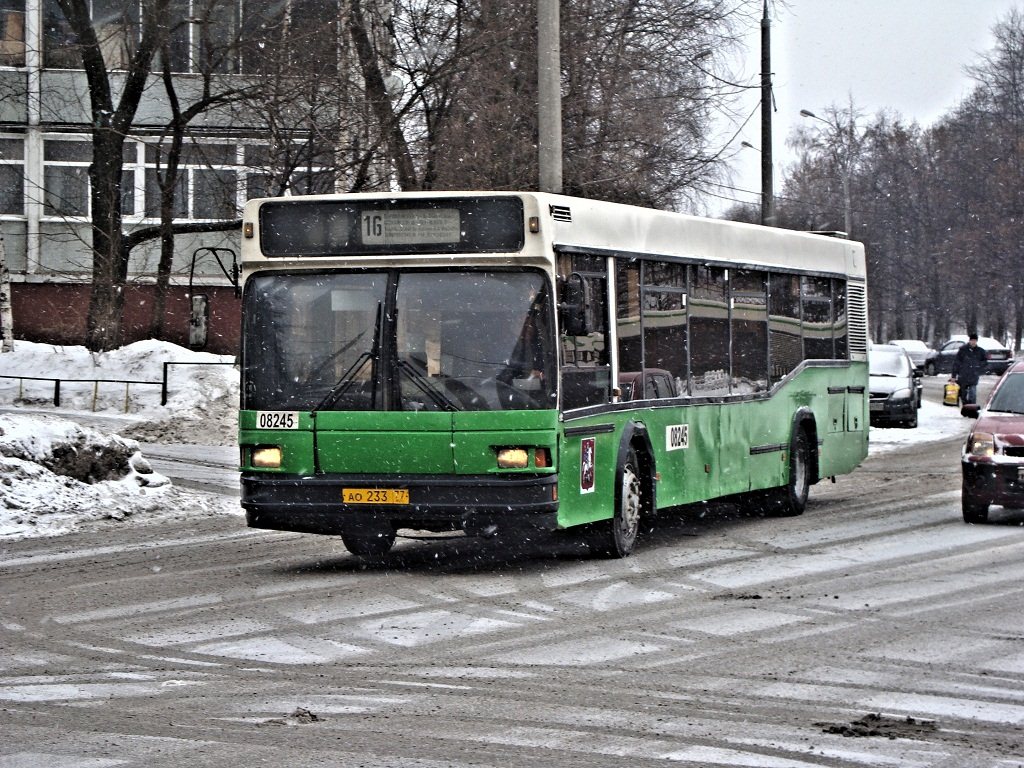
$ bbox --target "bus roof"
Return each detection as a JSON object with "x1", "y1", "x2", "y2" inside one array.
[{"x1": 241, "y1": 191, "x2": 865, "y2": 280}]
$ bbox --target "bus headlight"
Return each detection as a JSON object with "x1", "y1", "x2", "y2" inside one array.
[
  {"x1": 252, "y1": 446, "x2": 283, "y2": 468},
  {"x1": 496, "y1": 447, "x2": 529, "y2": 469},
  {"x1": 966, "y1": 432, "x2": 995, "y2": 458}
]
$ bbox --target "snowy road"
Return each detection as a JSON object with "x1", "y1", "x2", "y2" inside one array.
[
  {"x1": 139, "y1": 443, "x2": 240, "y2": 496},
  {"x1": 2, "y1": 379, "x2": 1024, "y2": 767}
]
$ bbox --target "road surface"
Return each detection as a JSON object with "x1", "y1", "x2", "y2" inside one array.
[{"x1": 1, "y1": 378, "x2": 1023, "y2": 767}]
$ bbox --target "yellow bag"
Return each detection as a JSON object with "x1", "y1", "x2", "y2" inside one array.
[{"x1": 943, "y1": 381, "x2": 960, "y2": 406}]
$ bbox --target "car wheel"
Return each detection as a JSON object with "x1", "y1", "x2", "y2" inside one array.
[
  {"x1": 342, "y1": 530, "x2": 396, "y2": 556},
  {"x1": 592, "y1": 446, "x2": 644, "y2": 558},
  {"x1": 961, "y1": 490, "x2": 989, "y2": 524}
]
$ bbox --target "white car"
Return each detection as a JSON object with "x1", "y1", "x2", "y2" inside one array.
[{"x1": 886, "y1": 339, "x2": 934, "y2": 372}]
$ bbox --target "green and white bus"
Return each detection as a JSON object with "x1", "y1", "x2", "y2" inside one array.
[{"x1": 238, "y1": 192, "x2": 868, "y2": 557}]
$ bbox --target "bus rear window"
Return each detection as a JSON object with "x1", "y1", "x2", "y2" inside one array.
[{"x1": 259, "y1": 196, "x2": 525, "y2": 256}]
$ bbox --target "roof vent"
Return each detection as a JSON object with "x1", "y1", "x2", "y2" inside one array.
[{"x1": 549, "y1": 205, "x2": 572, "y2": 222}]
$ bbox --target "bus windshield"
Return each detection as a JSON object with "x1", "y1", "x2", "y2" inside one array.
[{"x1": 243, "y1": 270, "x2": 556, "y2": 412}]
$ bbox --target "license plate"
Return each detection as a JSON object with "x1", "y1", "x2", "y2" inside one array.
[
  {"x1": 870, "y1": 402, "x2": 884, "y2": 411},
  {"x1": 342, "y1": 488, "x2": 410, "y2": 505}
]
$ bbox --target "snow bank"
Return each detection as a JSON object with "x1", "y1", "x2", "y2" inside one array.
[
  {"x1": 0, "y1": 341, "x2": 241, "y2": 539},
  {"x1": 0, "y1": 339, "x2": 239, "y2": 445},
  {"x1": 0, "y1": 412, "x2": 234, "y2": 539}
]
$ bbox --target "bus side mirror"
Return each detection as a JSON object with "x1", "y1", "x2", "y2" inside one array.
[{"x1": 558, "y1": 272, "x2": 593, "y2": 336}]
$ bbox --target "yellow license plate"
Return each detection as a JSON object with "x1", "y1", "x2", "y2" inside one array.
[{"x1": 342, "y1": 488, "x2": 410, "y2": 505}]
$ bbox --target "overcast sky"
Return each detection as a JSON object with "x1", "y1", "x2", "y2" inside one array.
[{"x1": 710, "y1": 0, "x2": 1022, "y2": 214}]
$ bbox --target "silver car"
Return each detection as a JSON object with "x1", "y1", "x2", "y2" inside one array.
[{"x1": 887, "y1": 339, "x2": 934, "y2": 373}]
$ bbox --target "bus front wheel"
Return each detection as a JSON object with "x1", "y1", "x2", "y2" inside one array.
[
  {"x1": 342, "y1": 530, "x2": 396, "y2": 557},
  {"x1": 592, "y1": 447, "x2": 644, "y2": 558}
]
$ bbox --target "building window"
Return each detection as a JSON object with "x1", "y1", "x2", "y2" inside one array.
[
  {"x1": 243, "y1": 142, "x2": 335, "y2": 200},
  {"x1": 0, "y1": 137, "x2": 23, "y2": 214},
  {"x1": 93, "y1": 0, "x2": 140, "y2": 70},
  {"x1": 42, "y1": 137, "x2": 134, "y2": 217},
  {"x1": 144, "y1": 140, "x2": 239, "y2": 220},
  {"x1": 0, "y1": 0, "x2": 25, "y2": 67},
  {"x1": 43, "y1": 140, "x2": 91, "y2": 216}
]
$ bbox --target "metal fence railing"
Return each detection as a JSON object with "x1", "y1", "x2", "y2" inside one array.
[
  {"x1": 160, "y1": 361, "x2": 237, "y2": 405},
  {"x1": 0, "y1": 374, "x2": 162, "y2": 413},
  {"x1": 0, "y1": 360, "x2": 237, "y2": 413}
]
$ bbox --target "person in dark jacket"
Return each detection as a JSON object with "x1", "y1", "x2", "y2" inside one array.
[{"x1": 951, "y1": 333, "x2": 988, "y2": 405}]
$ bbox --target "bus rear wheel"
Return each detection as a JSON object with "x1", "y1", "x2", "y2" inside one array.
[
  {"x1": 764, "y1": 428, "x2": 810, "y2": 517},
  {"x1": 592, "y1": 447, "x2": 643, "y2": 558},
  {"x1": 342, "y1": 530, "x2": 396, "y2": 557}
]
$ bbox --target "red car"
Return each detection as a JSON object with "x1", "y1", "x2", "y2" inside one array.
[{"x1": 961, "y1": 360, "x2": 1024, "y2": 522}]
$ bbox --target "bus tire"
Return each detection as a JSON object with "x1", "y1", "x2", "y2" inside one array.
[
  {"x1": 592, "y1": 446, "x2": 644, "y2": 558},
  {"x1": 766, "y1": 428, "x2": 811, "y2": 517},
  {"x1": 341, "y1": 530, "x2": 396, "y2": 557}
]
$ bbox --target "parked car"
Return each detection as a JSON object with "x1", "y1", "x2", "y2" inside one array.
[
  {"x1": 618, "y1": 369, "x2": 678, "y2": 400},
  {"x1": 887, "y1": 339, "x2": 936, "y2": 373},
  {"x1": 928, "y1": 335, "x2": 1014, "y2": 376},
  {"x1": 869, "y1": 344, "x2": 921, "y2": 428},
  {"x1": 960, "y1": 360, "x2": 1024, "y2": 522}
]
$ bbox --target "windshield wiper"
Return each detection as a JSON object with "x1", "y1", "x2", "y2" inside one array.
[
  {"x1": 312, "y1": 303, "x2": 383, "y2": 414},
  {"x1": 397, "y1": 359, "x2": 460, "y2": 412}
]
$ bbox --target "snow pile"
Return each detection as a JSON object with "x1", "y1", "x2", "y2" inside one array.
[
  {"x1": 0, "y1": 339, "x2": 239, "y2": 445},
  {"x1": 0, "y1": 412, "x2": 225, "y2": 539},
  {"x1": 0, "y1": 340, "x2": 242, "y2": 539}
]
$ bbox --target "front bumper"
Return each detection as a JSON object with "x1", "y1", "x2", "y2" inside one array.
[
  {"x1": 962, "y1": 460, "x2": 1024, "y2": 505},
  {"x1": 242, "y1": 472, "x2": 560, "y2": 537},
  {"x1": 869, "y1": 398, "x2": 916, "y2": 423}
]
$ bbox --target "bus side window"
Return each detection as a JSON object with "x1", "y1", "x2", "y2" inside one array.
[
  {"x1": 560, "y1": 255, "x2": 611, "y2": 410},
  {"x1": 641, "y1": 260, "x2": 687, "y2": 398}
]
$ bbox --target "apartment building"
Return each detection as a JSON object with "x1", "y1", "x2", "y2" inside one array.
[{"x1": 0, "y1": 0, "x2": 380, "y2": 353}]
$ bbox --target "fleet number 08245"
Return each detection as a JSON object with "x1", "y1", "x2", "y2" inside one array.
[{"x1": 256, "y1": 411, "x2": 298, "y2": 430}]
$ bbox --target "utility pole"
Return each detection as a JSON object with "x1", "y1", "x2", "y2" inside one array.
[
  {"x1": 759, "y1": 0, "x2": 775, "y2": 226},
  {"x1": 537, "y1": 0, "x2": 563, "y2": 193}
]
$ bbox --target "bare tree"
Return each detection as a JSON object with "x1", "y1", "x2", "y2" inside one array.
[
  {"x1": 0, "y1": 235, "x2": 13, "y2": 352},
  {"x1": 55, "y1": 0, "x2": 173, "y2": 351}
]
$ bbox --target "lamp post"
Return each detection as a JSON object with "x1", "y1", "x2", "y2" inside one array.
[{"x1": 800, "y1": 107, "x2": 853, "y2": 236}]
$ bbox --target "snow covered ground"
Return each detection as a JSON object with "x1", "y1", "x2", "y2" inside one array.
[
  {"x1": 0, "y1": 340, "x2": 974, "y2": 540},
  {"x1": 0, "y1": 340, "x2": 241, "y2": 539}
]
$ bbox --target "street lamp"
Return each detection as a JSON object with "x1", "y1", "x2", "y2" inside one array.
[{"x1": 800, "y1": 108, "x2": 853, "y2": 237}]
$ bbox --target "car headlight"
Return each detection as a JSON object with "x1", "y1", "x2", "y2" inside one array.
[
  {"x1": 890, "y1": 388, "x2": 913, "y2": 401},
  {"x1": 966, "y1": 432, "x2": 995, "y2": 457}
]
